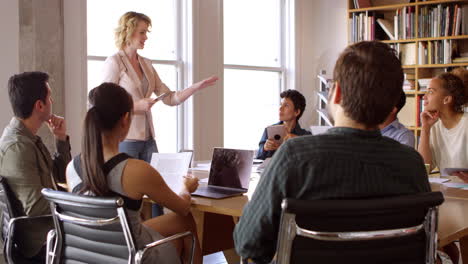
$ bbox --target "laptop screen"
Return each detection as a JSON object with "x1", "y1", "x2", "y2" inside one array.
[{"x1": 208, "y1": 148, "x2": 254, "y2": 190}]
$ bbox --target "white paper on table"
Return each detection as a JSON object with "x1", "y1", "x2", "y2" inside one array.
[
  {"x1": 428, "y1": 178, "x2": 450, "y2": 184},
  {"x1": 191, "y1": 161, "x2": 211, "y2": 171},
  {"x1": 255, "y1": 158, "x2": 272, "y2": 173},
  {"x1": 150, "y1": 152, "x2": 193, "y2": 193}
]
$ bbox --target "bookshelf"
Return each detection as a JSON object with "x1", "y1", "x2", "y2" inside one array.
[{"x1": 348, "y1": 0, "x2": 468, "y2": 147}]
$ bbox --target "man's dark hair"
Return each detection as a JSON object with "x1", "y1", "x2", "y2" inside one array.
[
  {"x1": 396, "y1": 90, "x2": 406, "y2": 113},
  {"x1": 333, "y1": 41, "x2": 404, "y2": 127},
  {"x1": 280, "y1": 89, "x2": 306, "y2": 121},
  {"x1": 8, "y1": 72, "x2": 49, "y2": 119}
]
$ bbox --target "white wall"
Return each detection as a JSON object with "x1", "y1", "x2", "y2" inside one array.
[
  {"x1": 0, "y1": 0, "x2": 19, "y2": 128},
  {"x1": 295, "y1": 0, "x2": 348, "y2": 127}
]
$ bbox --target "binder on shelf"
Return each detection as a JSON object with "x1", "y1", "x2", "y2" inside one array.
[{"x1": 376, "y1": 18, "x2": 395, "y2": 40}]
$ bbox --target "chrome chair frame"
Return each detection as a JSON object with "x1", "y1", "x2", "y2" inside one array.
[{"x1": 275, "y1": 197, "x2": 441, "y2": 264}]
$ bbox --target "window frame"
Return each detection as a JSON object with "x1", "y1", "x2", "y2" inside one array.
[{"x1": 222, "y1": 0, "x2": 290, "y2": 148}]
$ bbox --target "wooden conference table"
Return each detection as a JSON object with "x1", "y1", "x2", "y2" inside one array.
[{"x1": 148, "y1": 168, "x2": 468, "y2": 263}]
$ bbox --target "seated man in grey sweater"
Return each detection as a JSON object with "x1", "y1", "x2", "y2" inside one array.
[{"x1": 234, "y1": 41, "x2": 430, "y2": 264}]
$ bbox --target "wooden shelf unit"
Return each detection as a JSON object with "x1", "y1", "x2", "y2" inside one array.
[
  {"x1": 316, "y1": 70, "x2": 333, "y2": 126},
  {"x1": 347, "y1": 0, "x2": 468, "y2": 146}
]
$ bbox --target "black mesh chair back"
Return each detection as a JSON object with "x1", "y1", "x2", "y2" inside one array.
[
  {"x1": 0, "y1": 176, "x2": 30, "y2": 264},
  {"x1": 42, "y1": 188, "x2": 195, "y2": 264},
  {"x1": 0, "y1": 176, "x2": 24, "y2": 242},
  {"x1": 276, "y1": 192, "x2": 444, "y2": 264},
  {"x1": 42, "y1": 188, "x2": 135, "y2": 264}
]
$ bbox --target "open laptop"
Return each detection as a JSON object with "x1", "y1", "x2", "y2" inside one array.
[{"x1": 192, "y1": 148, "x2": 254, "y2": 199}]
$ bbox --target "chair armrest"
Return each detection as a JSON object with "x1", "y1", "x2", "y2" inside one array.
[
  {"x1": 135, "y1": 231, "x2": 194, "y2": 264},
  {"x1": 46, "y1": 229, "x2": 56, "y2": 264},
  {"x1": 5, "y1": 215, "x2": 53, "y2": 263},
  {"x1": 8, "y1": 215, "x2": 53, "y2": 239},
  {"x1": 8, "y1": 214, "x2": 52, "y2": 224}
]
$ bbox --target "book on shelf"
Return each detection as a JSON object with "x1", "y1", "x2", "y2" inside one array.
[
  {"x1": 418, "y1": 42, "x2": 427, "y2": 65},
  {"x1": 395, "y1": 6, "x2": 416, "y2": 40},
  {"x1": 453, "y1": 57, "x2": 468, "y2": 63},
  {"x1": 403, "y1": 80, "x2": 415, "y2": 91},
  {"x1": 349, "y1": 12, "x2": 390, "y2": 42},
  {"x1": 462, "y1": 6, "x2": 468, "y2": 35},
  {"x1": 403, "y1": 72, "x2": 416, "y2": 91},
  {"x1": 376, "y1": 18, "x2": 395, "y2": 40},
  {"x1": 354, "y1": 0, "x2": 371, "y2": 9},
  {"x1": 404, "y1": 72, "x2": 415, "y2": 79},
  {"x1": 418, "y1": 40, "x2": 455, "y2": 65},
  {"x1": 418, "y1": 4, "x2": 464, "y2": 38},
  {"x1": 372, "y1": 0, "x2": 411, "y2": 5},
  {"x1": 418, "y1": 78, "x2": 432, "y2": 91},
  {"x1": 417, "y1": 96, "x2": 425, "y2": 126},
  {"x1": 400, "y1": 43, "x2": 416, "y2": 65}
]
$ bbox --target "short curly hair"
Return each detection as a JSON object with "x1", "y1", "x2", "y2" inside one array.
[
  {"x1": 437, "y1": 69, "x2": 468, "y2": 113},
  {"x1": 115, "y1": 11, "x2": 151, "y2": 50},
  {"x1": 280, "y1": 89, "x2": 307, "y2": 121}
]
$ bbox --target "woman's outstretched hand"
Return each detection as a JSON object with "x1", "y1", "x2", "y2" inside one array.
[{"x1": 192, "y1": 76, "x2": 219, "y2": 92}]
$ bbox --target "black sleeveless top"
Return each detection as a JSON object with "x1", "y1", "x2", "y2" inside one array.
[{"x1": 72, "y1": 153, "x2": 142, "y2": 211}]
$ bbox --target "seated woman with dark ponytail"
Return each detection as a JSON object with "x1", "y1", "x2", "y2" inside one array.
[{"x1": 66, "y1": 82, "x2": 202, "y2": 264}]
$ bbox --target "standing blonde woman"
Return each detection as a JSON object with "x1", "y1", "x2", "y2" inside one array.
[{"x1": 102, "y1": 11, "x2": 217, "y2": 216}]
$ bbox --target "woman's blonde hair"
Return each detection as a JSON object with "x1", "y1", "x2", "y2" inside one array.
[{"x1": 115, "y1": 11, "x2": 151, "y2": 50}]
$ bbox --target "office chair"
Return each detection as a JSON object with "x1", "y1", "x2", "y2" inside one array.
[
  {"x1": 41, "y1": 188, "x2": 195, "y2": 264},
  {"x1": 0, "y1": 176, "x2": 52, "y2": 264},
  {"x1": 274, "y1": 192, "x2": 444, "y2": 264}
]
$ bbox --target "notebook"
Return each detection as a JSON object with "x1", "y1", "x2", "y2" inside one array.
[
  {"x1": 150, "y1": 152, "x2": 193, "y2": 193},
  {"x1": 192, "y1": 148, "x2": 254, "y2": 199}
]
